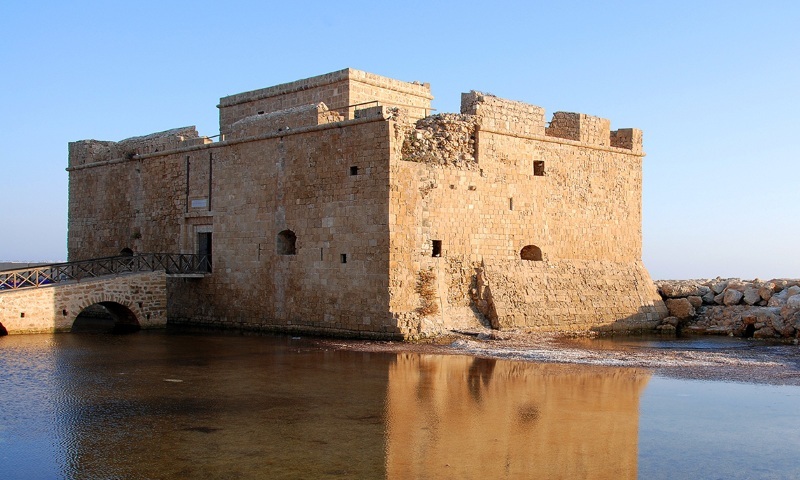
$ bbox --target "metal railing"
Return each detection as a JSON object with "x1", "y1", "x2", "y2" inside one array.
[{"x1": 0, "y1": 253, "x2": 211, "y2": 291}]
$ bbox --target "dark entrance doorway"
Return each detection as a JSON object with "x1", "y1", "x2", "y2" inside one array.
[{"x1": 198, "y1": 232, "x2": 212, "y2": 272}]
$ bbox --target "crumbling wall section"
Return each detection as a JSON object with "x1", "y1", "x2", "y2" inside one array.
[
  {"x1": 68, "y1": 126, "x2": 205, "y2": 167},
  {"x1": 400, "y1": 114, "x2": 478, "y2": 168}
]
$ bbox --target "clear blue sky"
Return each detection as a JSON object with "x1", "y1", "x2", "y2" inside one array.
[{"x1": 1, "y1": 0, "x2": 798, "y2": 280}]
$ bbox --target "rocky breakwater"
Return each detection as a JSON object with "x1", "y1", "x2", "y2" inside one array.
[{"x1": 654, "y1": 278, "x2": 800, "y2": 340}]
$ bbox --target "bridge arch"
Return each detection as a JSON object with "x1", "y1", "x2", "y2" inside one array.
[{"x1": 72, "y1": 300, "x2": 142, "y2": 334}]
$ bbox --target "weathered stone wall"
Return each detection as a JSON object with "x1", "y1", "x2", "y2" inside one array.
[
  {"x1": 545, "y1": 112, "x2": 611, "y2": 147},
  {"x1": 476, "y1": 260, "x2": 666, "y2": 331},
  {"x1": 461, "y1": 91, "x2": 546, "y2": 136},
  {"x1": 388, "y1": 92, "x2": 663, "y2": 334},
  {"x1": 225, "y1": 103, "x2": 343, "y2": 141},
  {"x1": 166, "y1": 118, "x2": 396, "y2": 337},
  {"x1": 218, "y1": 68, "x2": 433, "y2": 134},
  {"x1": 0, "y1": 271, "x2": 166, "y2": 334}
]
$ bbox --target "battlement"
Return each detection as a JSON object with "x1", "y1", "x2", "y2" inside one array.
[
  {"x1": 460, "y1": 91, "x2": 642, "y2": 152},
  {"x1": 68, "y1": 127, "x2": 210, "y2": 168},
  {"x1": 461, "y1": 91, "x2": 546, "y2": 136},
  {"x1": 218, "y1": 68, "x2": 433, "y2": 134}
]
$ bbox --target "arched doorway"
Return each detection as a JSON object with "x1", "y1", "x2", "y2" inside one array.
[
  {"x1": 0, "y1": 321, "x2": 7, "y2": 336},
  {"x1": 120, "y1": 247, "x2": 134, "y2": 256},
  {"x1": 277, "y1": 230, "x2": 297, "y2": 255},
  {"x1": 520, "y1": 245, "x2": 543, "y2": 261},
  {"x1": 72, "y1": 301, "x2": 140, "y2": 334}
]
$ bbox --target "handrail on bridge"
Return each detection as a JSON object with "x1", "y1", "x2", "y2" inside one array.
[{"x1": 0, "y1": 253, "x2": 211, "y2": 291}]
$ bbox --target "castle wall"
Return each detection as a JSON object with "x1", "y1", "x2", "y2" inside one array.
[
  {"x1": 69, "y1": 113, "x2": 397, "y2": 338},
  {"x1": 169, "y1": 119, "x2": 395, "y2": 336},
  {"x1": 67, "y1": 70, "x2": 665, "y2": 339},
  {"x1": 218, "y1": 68, "x2": 432, "y2": 134},
  {"x1": 389, "y1": 94, "x2": 666, "y2": 334}
]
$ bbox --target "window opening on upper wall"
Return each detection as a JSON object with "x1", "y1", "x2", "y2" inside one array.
[
  {"x1": 277, "y1": 230, "x2": 297, "y2": 255},
  {"x1": 533, "y1": 161, "x2": 545, "y2": 176},
  {"x1": 432, "y1": 240, "x2": 442, "y2": 257},
  {"x1": 340, "y1": 254, "x2": 348, "y2": 264},
  {"x1": 520, "y1": 245, "x2": 543, "y2": 261},
  {"x1": 350, "y1": 166, "x2": 359, "y2": 176}
]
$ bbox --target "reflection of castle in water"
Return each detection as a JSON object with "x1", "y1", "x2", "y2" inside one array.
[
  {"x1": 386, "y1": 354, "x2": 650, "y2": 479},
  {"x1": 43, "y1": 335, "x2": 648, "y2": 478}
]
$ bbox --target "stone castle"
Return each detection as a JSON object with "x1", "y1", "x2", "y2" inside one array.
[{"x1": 67, "y1": 68, "x2": 667, "y2": 339}]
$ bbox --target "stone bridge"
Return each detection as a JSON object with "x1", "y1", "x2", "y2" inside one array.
[{"x1": 0, "y1": 254, "x2": 209, "y2": 335}]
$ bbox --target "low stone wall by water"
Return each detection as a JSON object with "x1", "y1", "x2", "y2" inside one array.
[{"x1": 654, "y1": 278, "x2": 800, "y2": 339}]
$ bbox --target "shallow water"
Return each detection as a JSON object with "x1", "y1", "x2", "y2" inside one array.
[{"x1": 0, "y1": 331, "x2": 798, "y2": 479}]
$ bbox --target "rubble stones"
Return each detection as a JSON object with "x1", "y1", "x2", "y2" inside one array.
[{"x1": 654, "y1": 278, "x2": 800, "y2": 339}]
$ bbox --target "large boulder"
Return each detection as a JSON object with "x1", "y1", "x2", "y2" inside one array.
[
  {"x1": 666, "y1": 298, "x2": 696, "y2": 319},
  {"x1": 711, "y1": 280, "x2": 729, "y2": 294},
  {"x1": 723, "y1": 289, "x2": 744, "y2": 306},
  {"x1": 688, "y1": 296, "x2": 703, "y2": 308},
  {"x1": 768, "y1": 290, "x2": 789, "y2": 307},
  {"x1": 743, "y1": 287, "x2": 762, "y2": 305},
  {"x1": 759, "y1": 283, "x2": 776, "y2": 301},
  {"x1": 788, "y1": 295, "x2": 800, "y2": 309},
  {"x1": 702, "y1": 290, "x2": 717, "y2": 304},
  {"x1": 658, "y1": 281, "x2": 702, "y2": 298}
]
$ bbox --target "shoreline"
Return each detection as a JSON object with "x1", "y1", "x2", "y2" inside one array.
[{"x1": 312, "y1": 329, "x2": 800, "y2": 386}]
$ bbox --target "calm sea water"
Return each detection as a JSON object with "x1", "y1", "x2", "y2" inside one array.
[{"x1": 1, "y1": 331, "x2": 798, "y2": 479}]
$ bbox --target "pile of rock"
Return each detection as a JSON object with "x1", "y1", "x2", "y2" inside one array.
[
  {"x1": 401, "y1": 114, "x2": 478, "y2": 167},
  {"x1": 654, "y1": 278, "x2": 800, "y2": 339}
]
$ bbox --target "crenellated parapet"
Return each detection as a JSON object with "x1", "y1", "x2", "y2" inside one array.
[
  {"x1": 460, "y1": 92, "x2": 642, "y2": 153},
  {"x1": 68, "y1": 126, "x2": 209, "y2": 168},
  {"x1": 461, "y1": 91, "x2": 546, "y2": 136}
]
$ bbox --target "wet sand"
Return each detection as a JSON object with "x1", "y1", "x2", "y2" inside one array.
[{"x1": 316, "y1": 330, "x2": 800, "y2": 386}]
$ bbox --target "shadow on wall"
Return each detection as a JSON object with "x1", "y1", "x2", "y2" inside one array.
[
  {"x1": 592, "y1": 304, "x2": 666, "y2": 334},
  {"x1": 71, "y1": 302, "x2": 141, "y2": 334}
]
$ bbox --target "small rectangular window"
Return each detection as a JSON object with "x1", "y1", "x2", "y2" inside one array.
[
  {"x1": 509, "y1": 197, "x2": 514, "y2": 210},
  {"x1": 533, "y1": 161, "x2": 545, "y2": 176},
  {"x1": 340, "y1": 254, "x2": 347, "y2": 264},
  {"x1": 432, "y1": 240, "x2": 442, "y2": 257},
  {"x1": 349, "y1": 166, "x2": 359, "y2": 176}
]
